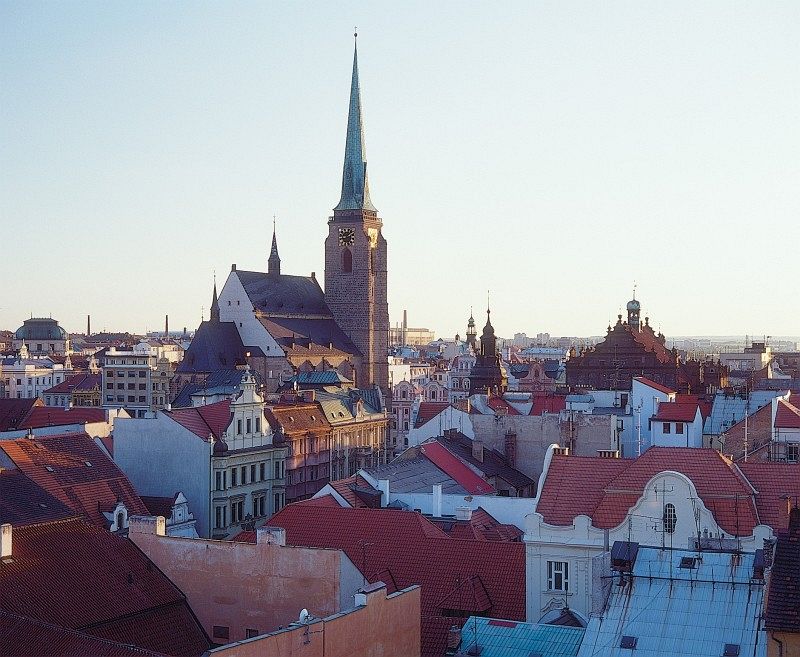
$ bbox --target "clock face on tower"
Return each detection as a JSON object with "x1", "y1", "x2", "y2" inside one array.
[{"x1": 338, "y1": 228, "x2": 355, "y2": 246}]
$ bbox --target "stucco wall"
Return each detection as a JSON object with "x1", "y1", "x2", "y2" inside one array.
[
  {"x1": 131, "y1": 530, "x2": 366, "y2": 645},
  {"x1": 202, "y1": 585, "x2": 421, "y2": 657},
  {"x1": 114, "y1": 413, "x2": 212, "y2": 536}
]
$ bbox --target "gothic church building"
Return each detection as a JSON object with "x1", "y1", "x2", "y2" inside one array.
[{"x1": 179, "y1": 39, "x2": 389, "y2": 397}]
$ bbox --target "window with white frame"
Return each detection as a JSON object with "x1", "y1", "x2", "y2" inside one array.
[{"x1": 547, "y1": 560, "x2": 569, "y2": 592}]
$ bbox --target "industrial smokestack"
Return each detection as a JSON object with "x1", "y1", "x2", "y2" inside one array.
[
  {"x1": 87, "y1": 314, "x2": 91, "y2": 337},
  {"x1": 402, "y1": 309, "x2": 408, "y2": 346},
  {"x1": 165, "y1": 315, "x2": 169, "y2": 338}
]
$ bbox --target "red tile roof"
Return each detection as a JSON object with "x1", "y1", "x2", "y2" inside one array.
[
  {"x1": 20, "y1": 406, "x2": 107, "y2": 429},
  {"x1": 0, "y1": 611, "x2": 169, "y2": 657},
  {"x1": 0, "y1": 398, "x2": 42, "y2": 431},
  {"x1": 140, "y1": 495, "x2": 176, "y2": 518},
  {"x1": 42, "y1": 372, "x2": 101, "y2": 395},
  {"x1": 633, "y1": 376, "x2": 675, "y2": 395},
  {"x1": 486, "y1": 396, "x2": 520, "y2": 415},
  {"x1": 652, "y1": 402, "x2": 699, "y2": 422},
  {"x1": 414, "y1": 402, "x2": 450, "y2": 428},
  {"x1": 675, "y1": 394, "x2": 713, "y2": 420},
  {"x1": 164, "y1": 400, "x2": 231, "y2": 441},
  {"x1": 536, "y1": 448, "x2": 774, "y2": 536},
  {"x1": 430, "y1": 507, "x2": 523, "y2": 542},
  {"x1": 775, "y1": 399, "x2": 800, "y2": 429},
  {"x1": 0, "y1": 517, "x2": 210, "y2": 656},
  {"x1": 0, "y1": 433, "x2": 148, "y2": 528},
  {"x1": 737, "y1": 462, "x2": 800, "y2": 532},
  {"x1": 328, "y1": 474, "x2": 381, "y2": 508},
  {"x1": 267, "y1": 504, "x2": 525, "y2": 657},
  {"x1": 0, "y1": 469, "x2": 75, "y2": 526},
  {"x1": 419, "y1": 442, "x2": 495, "y2": 495},
  {"x1": 530, "y1": 392, "x2": 567, "y2": 416}
]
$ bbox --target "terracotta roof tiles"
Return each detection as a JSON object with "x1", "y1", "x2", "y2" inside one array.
[
  {"x1": 267, "y1": 504, "x2": 525, "y2": 657},
  {"x1": 0, "y1": 433, "x2": 148, "y2": 528},
  {"x1": 164, "y1": 400, "x2": 231, "y2": 441}
]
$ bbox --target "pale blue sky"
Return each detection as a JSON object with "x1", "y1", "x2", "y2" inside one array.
[{"x1": 2, "y1": 1, "x2": 799, "y2": 339}]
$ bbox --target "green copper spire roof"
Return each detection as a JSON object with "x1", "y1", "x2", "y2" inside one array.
[{"x1": 334, "y1": 34, "x2": 376, "y2": 212}]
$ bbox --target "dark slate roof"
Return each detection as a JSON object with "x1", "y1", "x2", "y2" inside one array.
[
  {"x1": 171, "y1": 369, "x2": 252, "y2": 408},
  {"x1": 176, "y1": 320, "x2": 248, "y2": 373},
  {"x1": 235, "y1": 270, "x2": 330, "y2": 316},
  {"x1": 0, "y1": 469, "x2": 75, "y2": 527},
  {"x1": 434, "y1": 432, "x2": 535, "y2": 490},
  {"x1": 764, "y1": 507, "x2": 800, "y2": 632},
  {"x1": 365, "y1": 454, "x2": 467, "y2": 495},
  {"x1": 280, "y1": 371, "x2": 354, "y2": 389},
  {"x1": 260, "y1": 316, "x2": 360, "y2": 357}
]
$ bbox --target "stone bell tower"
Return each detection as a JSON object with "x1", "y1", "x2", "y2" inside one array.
[{"x1": 324, "y1": 34, "x2": 389, "y2": 396}]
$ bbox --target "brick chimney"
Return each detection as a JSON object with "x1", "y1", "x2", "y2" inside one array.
[
  {"x1": 597, "y1": 449, "x2": 620, "y2": 458},
  {"x1": 1, "y1": 523, "x2": 11, "y2": 558}
]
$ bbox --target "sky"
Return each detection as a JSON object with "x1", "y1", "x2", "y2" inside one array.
[{"x1": 1, "y1": 1, "x2": 799, "y2": 340}]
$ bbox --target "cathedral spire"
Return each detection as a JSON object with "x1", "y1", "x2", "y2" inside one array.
[
  {"x1": 334, "y1": 31, "x2": 376, "y2": 212},
  {"x1": 268, "y1": 216, "x2": 281, "y2": 276},
  {"x1": 210, "y1": 277, "x2": 220, "y2": 322}
]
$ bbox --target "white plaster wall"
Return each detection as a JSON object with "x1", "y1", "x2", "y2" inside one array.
[
  {"x1": 406, "y1": 406, "x2": 473, "y2": 445},
  {"x1": 218, "y1": 271, "x2": 284, "y2": 357},
  {"x1": 390, "y1": 491, "x2": 534, "y2": 530},
  {"x1": 114, "y1": 413, "x2": 213, "y2": 537}
]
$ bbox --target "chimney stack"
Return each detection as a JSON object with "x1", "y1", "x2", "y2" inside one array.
[
  {"x1": 256, "y1": 526, "x2": 286, "y2": 546},
  {"x1": 455, "y1": 507, "x2": 473, "y2": 521},
  {"x1": 402, "y1": 309, "x2": 408, "y2": 346},
  {"x1": 377, "y1": 479, "x2": 390, "y2": 506},
  {"x1": 1, "y1": 524, "x2": 11, "y2": 558},
  {"x1": 165, "y1": 315, "x2": 169, "y2": 338},
  {"x1": 432, "y1": 484, "x2": 443, "y2": 517},
  {"x1": 87, "y1": 314, "x2": 91, "y2": 337},
  {"x1": 472, "y1": 438, "x2": 484, "y2": 463}
]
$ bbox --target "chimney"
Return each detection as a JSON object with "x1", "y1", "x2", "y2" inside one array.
[
  {"x1": 1, "y1": 524, "x2": 11, "y2": 558},
  {"x1": 302, "y1": 389, "x2": 316, "y2": 403},
  {"x1": 165, "y1": 315, "x2": 169, "y2": 338},
  {"x1": 597, "y1": 449, "x2": 620, "y2": 459},
  {"x1": 231, "y1": 263, "x2": 237, "y2": 271},
  {"x1": 447, "y1": 625, "x2": 462, "y2": 653},
  {"x1": 256, "y1": 526, "x2": 286, "y2": 546},
  {"x1": 354, "y1": 581, "x2": 386, "y2": 607},
  {"x1": 432, "y1": 484, "x2": 443, "y2": 517},
  {"x1": 472, "y1": 438, "x2": 484, "y2": 463},
  {"x1": 377, "y1": 479, "x2": 390, "y2": 506},
  {"x1": 455, "y1": 507, "x2": 472, "y2": 521},
  {"x1": 128, "y1": 515, "x2": 166, "y2": 537},
  {"x1": 87, "y1": 314, "x2": 91, "y2": 337},
  {"x1": 553, "y1": 446, "x2": 570, "y2": 456},
  {"x1": 402, "y1": 309, "x2": 408, "y2": 346}
]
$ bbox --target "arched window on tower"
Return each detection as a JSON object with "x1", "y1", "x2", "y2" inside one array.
[{"x1": 342, "y1": 248, "x2": 352, "y2": 273}]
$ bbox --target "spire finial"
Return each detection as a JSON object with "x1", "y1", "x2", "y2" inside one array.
[
  {"x1": 354, "y1": 26, "x2": 358, "y2": 39},
  {"x1": 633, "y1": 280, "x2": 637, "y2": 300},
  {"x1": 487, "y1": 290, "x2": 491, "y2": 314},
  {"x1": 334, "y1": 32, "x2": 376, "y2": 212}
]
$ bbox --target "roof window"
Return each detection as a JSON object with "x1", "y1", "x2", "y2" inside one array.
[
  {"x1": 85, "y1": 461, "x2": 93, "y2": 467},
  {"x1": 723, "y1": 645, "x2": 740, "y2": 657},
  {"x1": 679, "y1": 556, "x2": 698, "y2": 569},
  {"x1": 44, "y1": 465, "x2": 54, "y2": 472},
  {"x1": 620, "y1": 636, "x2": 638, "y2": 649}
]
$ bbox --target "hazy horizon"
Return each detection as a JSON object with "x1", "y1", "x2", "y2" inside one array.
[{"x1": 2, "y1": 2, "x2": 799, "y2": 339}]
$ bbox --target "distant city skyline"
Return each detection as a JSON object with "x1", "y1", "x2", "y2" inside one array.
[{"x1": 2, "y1": 2, "x2": 799, "y2": 338}]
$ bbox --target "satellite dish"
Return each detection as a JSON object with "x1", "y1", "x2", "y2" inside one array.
[{"x1": 298, "y1": 609, "x2": 309, "y2": 623}]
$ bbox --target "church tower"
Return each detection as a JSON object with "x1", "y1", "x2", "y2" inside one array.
[{"x1": 324, "y1": 35, "x2": 389, "y2": 395}]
